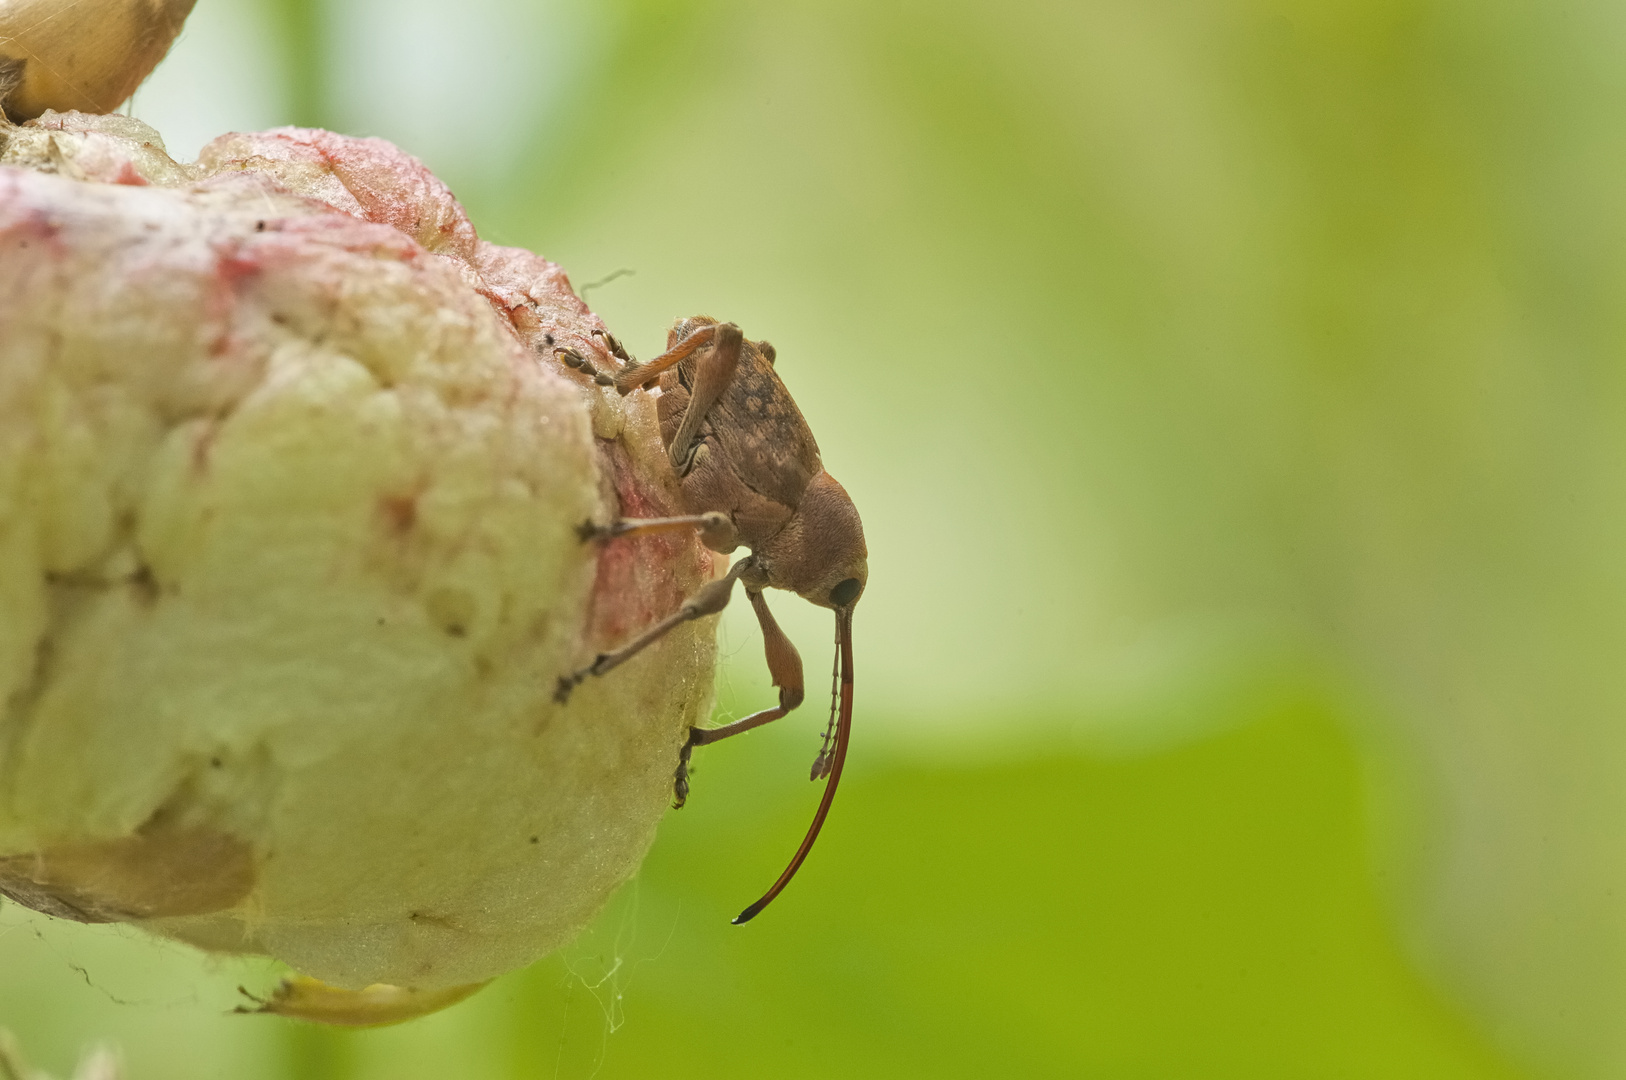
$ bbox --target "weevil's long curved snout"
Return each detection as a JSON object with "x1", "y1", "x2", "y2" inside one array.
[{"x1": 732, "y1": 608, "x2": 855, "y2": 924}]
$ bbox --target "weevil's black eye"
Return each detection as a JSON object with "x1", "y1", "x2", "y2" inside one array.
[{"x1": 830, "y1": 578, "x2": 862, "y2": 608}]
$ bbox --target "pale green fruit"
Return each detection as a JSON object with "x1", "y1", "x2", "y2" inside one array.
[{"x1": 0, "y1": 112, "x2": 717, "y2": 994}]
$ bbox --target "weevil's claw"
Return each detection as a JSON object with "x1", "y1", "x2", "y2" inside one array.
[
  {"x1": 592, "y1": 329, "x2": 634, "y2": 363},
  {"x1": 672, "y1": 730, "x2": 700, "y2": 808},
  {"x1": 553, "y1": 346, "x2": 613, "y2": 385},
  {"x1": 556, "y1": 653, "x2": 615, "y2": 706}
]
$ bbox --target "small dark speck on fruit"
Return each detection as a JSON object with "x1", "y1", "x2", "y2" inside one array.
[
  {"x1": 543, "y1": 333, "x2": 555, "y2": 346},
  {"x1": 210, "y1": 757, "x2": 223, "y2": 769},
  {"x1": 529, "y1": 836, "x2": 539, "y2": 844},
  {"x1": 254, "y1": 220, "x2": 266, "y2": 232},
  {"x1": 446, "y1": 624, "x2": 466, "y2": 638}
]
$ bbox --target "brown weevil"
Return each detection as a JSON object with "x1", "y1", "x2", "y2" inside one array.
[{"x1": 553, "y1": 317, "x2": 867, "y2": 923}]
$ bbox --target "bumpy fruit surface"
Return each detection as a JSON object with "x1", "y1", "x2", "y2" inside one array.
[{"x1": 0, "y1": 112, "x2": 717, "y2": 993}]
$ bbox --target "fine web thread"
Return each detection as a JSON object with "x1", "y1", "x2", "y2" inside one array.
[{"x1": 552, "y1": 878, "x2": 681, "y2": 1080}]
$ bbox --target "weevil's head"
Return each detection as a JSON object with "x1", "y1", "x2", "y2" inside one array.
[{"x1": 761, "y1": 470, "x2": 867, "y2": 612}]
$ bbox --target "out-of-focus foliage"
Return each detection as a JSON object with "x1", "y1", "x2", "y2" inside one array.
[{"x1": 8, "y1": 0, "x2": 1626, "y2": 1075}]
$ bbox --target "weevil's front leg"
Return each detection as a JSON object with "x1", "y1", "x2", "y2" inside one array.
[
  {"x1": 554, "y1": 559, "x2": 748, "y2": 704},
  {"x1": 673, "y1": 589, "x2": 804, "y2": 807},
  {"x1": 553, "y1": 327, "x2": 637, "y2": 385},
  {"x1": 575, "y1": 510, "x2": 740, "y2": 553},
  {"x1": 665, "y1": 323, "x2": 742, "y2": 474},
  {"x1": 552, "y1": 344, "x2": 615, "y2": 387},
  {"x1": 575, "y1": 512, "x2": 729, "y2": 543},
  {"x1": 611, "y1": 322, "x2": 719, "y2": 394}
]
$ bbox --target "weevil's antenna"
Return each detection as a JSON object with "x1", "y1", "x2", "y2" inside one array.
[
  {"x1": 732, "y1": 608, "x2": 854, "y2": 924},
  {"x1": 812, "y1": 619, "x2": 841, "y2": 780}
]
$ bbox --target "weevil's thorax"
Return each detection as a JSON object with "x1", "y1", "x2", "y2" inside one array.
[{"x1": 656, "y1": 317, "x2": 824, "y2": 551}]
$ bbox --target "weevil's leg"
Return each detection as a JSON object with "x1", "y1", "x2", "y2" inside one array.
[
  {"x1": 554, "y1": 559, "x2": 748, "y2": 704},
  {"x1": 666, "y1": 323, "x2": 742, "y2": 474},
  {"x1": 673, "y1": 589, "x2": 804, "y2": 807},
  {"x1": 611, "y1": 322, "x2": 718, "y2": 394},
  {"x1": 552, "y1": 345, "x2": 615, "y2": 387},
  {"x1": 592, "y1": 329, "x2": 634, "y2": 363},
  {"x1": 575, "y1": 512, "x2": 730, "y2": 543}
]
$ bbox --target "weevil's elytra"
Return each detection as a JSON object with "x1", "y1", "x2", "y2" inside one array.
[{"x1": 553, "y1": 316, "x2": 867, "y2": 923}]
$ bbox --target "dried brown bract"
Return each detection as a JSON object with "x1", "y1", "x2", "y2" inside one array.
[{"x1": 0, "y1": 0, "x2": 196, "y2": 121}]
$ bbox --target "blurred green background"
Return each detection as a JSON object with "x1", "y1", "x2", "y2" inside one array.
[{"x1": 12, "y1": 0, "x2": 1626, "y2": 1076}]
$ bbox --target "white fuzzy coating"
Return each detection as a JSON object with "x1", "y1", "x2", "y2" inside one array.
[{"x1": 0, "y1": 115, "x2": 716, "y2": 990}]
